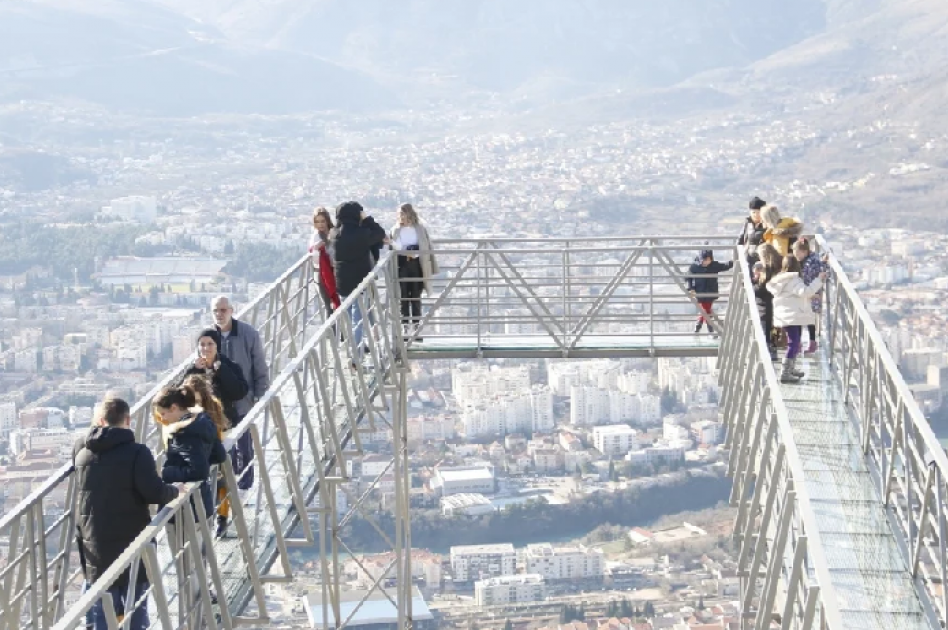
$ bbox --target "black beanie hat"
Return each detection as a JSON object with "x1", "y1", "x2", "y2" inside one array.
[
  {"x1": 749, "y1": 196, "x2": 767, "y2": 210},
  {"x1": 196, "y1": 328, "x2": 221, "y2": 351}
]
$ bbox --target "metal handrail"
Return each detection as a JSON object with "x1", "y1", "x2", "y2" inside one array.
[
  {"x1": 0, "y1": 254, "x2": 320, "y2": 630},
  {"x1": 51, "y1": 251, "x2": 403, "y2": 630},
  {"x1": 725, "y1": 244, "x2": 846, "y2": 628},
  {"x1": 818, "y1": 234, "x2": 948, "y2": 624}
]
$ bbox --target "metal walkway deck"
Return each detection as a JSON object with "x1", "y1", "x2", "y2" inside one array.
[
  {"x1": 406, "y1": 333, "x2": 719, "y2": 359},
  {"x1": 781, "y1": 352, "x2": 931, "y2": 630},
  {"x1": 720, "y1": 240, "x2": 946, "y2": 630}
]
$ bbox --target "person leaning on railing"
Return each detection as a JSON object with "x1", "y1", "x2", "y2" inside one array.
[
  {"x1": 74, "y1": 397, "x2": 184, "y2": 630},
  {"x1": 792, "y1": 238, "x2": 829, "y2": 356},
  {"x1": 332, "y1": 201, "x2": 387, "y2": 362},
  {"x1": 687, "y1": 248, "x2": 733, "y2": 336},
  {"x1": 390, "y1": 203, "x2": 439, "y2": 341},
  {"x1": 308, "y1": 206, "x2": 341, "y2": 316}
]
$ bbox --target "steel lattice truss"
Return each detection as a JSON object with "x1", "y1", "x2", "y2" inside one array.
[{"x1": 1, "y1": 236, "x2": 945, "y2": 630}]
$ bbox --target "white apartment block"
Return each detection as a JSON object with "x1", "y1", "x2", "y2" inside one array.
[
  {"x1": 12, "y1": 328, "x2": 43, "y2": 351},
  {"x1": 462, "y1": 385, "x2": 552, "y2": 438},
  {"x1": 453, "y1": 364, "x2": 532, "y2": 408},
  {"x1": 407, "y1": 416, "x2": 456, "y2": 444},
  {"x1": 474, "y1": 574, "x2": 545, "y2": 607},
  {"x1": 103, "y1": 195, "x2": 158, "y2": 224},
  {"x1": 522, "y1": 543, "x2": 604, "y2": 580},
  {"x1": 10, "y1": 428, "x2": 74, "y2": 458},
  {"x1": 531, "y1": 385, "x2": 554, "y2": 432},
  {"x1": 450, "y1": 543, "x2": 517, "y2": 582},
  {"x1": 691, "y1": 420, "x2": 724, "y2": 445},
  {"x1": 14, "y1": 348, "x2": 37, "y2": 372},
  {"x1": 663, "y1": 420, "x2": 691, "y2": 442},
  {"x1": 571, "y1": 387, "x2": 660, "y2": 427},
  {"x1": 592, "y1": 424, "x2": 639, "y2": 457},
  {"x1": 0, "y1": 402, "x2": 17, "y2": 438},
  {"x1": 433, "y1": 465, "x2": 495, "y2": 496}
]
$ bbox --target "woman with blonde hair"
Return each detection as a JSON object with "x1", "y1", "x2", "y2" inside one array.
[
  {"x1": 390, "y1": 203, "x2": 438, "y2": 338},
  {"x1": 761, "y1": 205, "x2": 804, "y2": 256}
]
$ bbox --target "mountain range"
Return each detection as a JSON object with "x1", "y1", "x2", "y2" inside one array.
[{"x1": 0, "y1": 0, "x2": 896, "y2": 115}]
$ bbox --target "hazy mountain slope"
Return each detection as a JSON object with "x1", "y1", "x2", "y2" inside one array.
[
  {"x1": 0, "y1": 1, "x2": 395, "y2": 115},
  {"x1": 154, "y1": 0, "x2": 829, "y2": 96}
]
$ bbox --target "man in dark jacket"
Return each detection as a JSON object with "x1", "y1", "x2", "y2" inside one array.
[
  {"x1": 687, "y1": 249, "x2": 734, "y2": 335},
  {"x1": 74, "y1": 397, "x2": 181, "y2": 630},
  {"x1": 332, "y1": 201, "x2": 387, "y2": 352},
  {"x1": 212, "y1": 296, "x2": 268, "y2": 498},
  {"x1": 738, "y1": 196, "x2": 767, "y2": 256}
]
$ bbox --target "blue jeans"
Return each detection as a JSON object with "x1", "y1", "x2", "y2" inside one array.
[
  {"x1": 340, "y1": 293, "x2": 364, "y2": 352},
  {"x1": 83, "y1": 581, "x2": 149, "y2": 630}
]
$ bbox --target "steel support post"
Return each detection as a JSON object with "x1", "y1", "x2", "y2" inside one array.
[{"x1": 391, "y1": 366, "x2": 413, "y2": 630}]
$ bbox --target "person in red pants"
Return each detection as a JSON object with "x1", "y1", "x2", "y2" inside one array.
[{"x1": 687, "y1": 249, "x2": 734, "y2": 335}]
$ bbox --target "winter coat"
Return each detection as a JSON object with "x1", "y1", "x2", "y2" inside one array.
[
  {"x1": 686, "y1": 260, "x2": 733, "y2": 302},
  {"x1": 73, "y1": 427, "x2": 178, "y2": 587},
  {"x1": 763, "y1": 218, "x2": 804, "y2": 256},
  {"x1": 332, "y1": 205, "x2": 387, "y2": 296},
  {"x1": 309, "y1": 230, "x2": 340, "y2": 309},
  {"x1": 800, "y1": 252, "x2": 828, "y2": 313},
  {"x1": 181, "y1": 355, "x2": 248, "y2": 429},
  {"x1": 216, "y1": 319, "x2": 269, "y2": 418},
  {"x1": 391, "y1": 223, "x2": 440, "y2": 294},
  {"x1": 738, "y1": 218, "x2": 766, "y2": 254},
  {"x1": 768, "y1": 272, "x2": 823, "y2": 327},
  {"x1": 161, "y1": 412, "x2": 227, "y2": 520}
]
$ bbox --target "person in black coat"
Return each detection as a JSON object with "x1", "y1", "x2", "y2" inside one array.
[
  {"x1": 179, "y1": 328, "x2": 248, "y2": 429},
  {"x1": 738, "y1": 196, "x2": 767, "y2": 257},
  {"x1": 74, "y1": 397, "x2": 181, "y2": 630},
  {"x1": 687, "y1": 249, "x2": 734, "y2": 334},
  {"x1": 153, "y1": 383, "x2": 227, "y2": 521},
  {"x1": 332, "y1": 201, "x2": 387, "y2": 352}
]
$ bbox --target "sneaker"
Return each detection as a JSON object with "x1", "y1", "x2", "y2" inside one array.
[{"x1": 694, "y1": 322, "x2": 703, "y2": 334}]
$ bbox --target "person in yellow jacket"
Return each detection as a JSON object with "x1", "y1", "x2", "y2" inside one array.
[{"x1": 761, "y1": 205, "x2": 804, "y2": 256}]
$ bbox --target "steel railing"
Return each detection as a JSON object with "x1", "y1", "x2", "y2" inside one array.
[
  {"x1": 18, "y1": 232, "x2": 931, "y2": 630},
  {"x1": 0, "y1": 254, "x2": 323, "y2": 630},
  {"x1": 48, "y1": 251, "x2": 405, "y2": 630},
  {"x1": 397, "y1": 236, "x2": 739, "y2": 357},
  {"x1": 719, "y1": 243, "x2": 845, "y2": 630},
  {"x1": 820, "y1": 235, "x2": 948, "y2": 626}
]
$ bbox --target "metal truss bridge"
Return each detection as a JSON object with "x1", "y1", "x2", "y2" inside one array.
[{"x1": 1, "y1": 236, "x2": 945, "y2": 630}]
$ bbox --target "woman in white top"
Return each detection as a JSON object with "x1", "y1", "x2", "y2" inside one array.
[{"x1": 390, "y1": 203, "x2": 438, "y2": 337}]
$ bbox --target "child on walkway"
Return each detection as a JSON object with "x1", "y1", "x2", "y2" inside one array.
[
  {"x1": 687, "y1": 249, "x2": 734, "y2": 335},
  {"x1": 767, "y1": 256, "x2": 826, "y2": 383},
  {"x1": 792, "y1": 238, "x2": 829, "y2": 354}
]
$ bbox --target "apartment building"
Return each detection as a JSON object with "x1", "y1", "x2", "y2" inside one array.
[{"x1": 450, "y1": 543, "x2": 517, "y2": 582}]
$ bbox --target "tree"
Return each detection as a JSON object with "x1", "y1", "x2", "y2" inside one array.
[
  {"x1": 643, "y1": 602, "x2": 655, "y2": 618},
  {"x1": 504, "y1": 619, "x2": 513, "y2": 630}
]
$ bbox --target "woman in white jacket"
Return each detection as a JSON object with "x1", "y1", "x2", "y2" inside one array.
[
  {"x1": 390, "y1": 203, "x2": 438, "y2": 339},
  {"x1": 767, "y1": 256, "x2": 826, "y2": 383}
]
